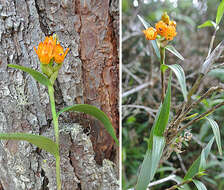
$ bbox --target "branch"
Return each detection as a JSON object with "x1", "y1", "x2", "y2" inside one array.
[{"x1": 122, "y1": 81, "x2": 152, "y2": 98}]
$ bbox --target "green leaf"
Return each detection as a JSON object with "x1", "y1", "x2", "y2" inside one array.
[
  {"x1": 152, "y1": 73, "x2": 171, "y2": 137},
  {"x1": 137, "y1": 15, "x2": 161, "y2": 59},
  {"x1": 135, "y1": 75, "x2": 172, "y2": 190},
  {"x1": 8, "y1": 64, "x2": 51, "y2": 87},
  {"x1": 0, "y1": 133, "x2": 58, "y2": 156},
  {"x1": 165, "y1": 45, "x2": 184, "y2": 61},
  {"x1": 57, "y1": 104, "x2": 118, "y2": 145},
  {"x1": 135, "y1": 136, "x2": 165, "y2": 190},
  {"x1": 193, "y1": 180, "x2": 207, "y2": 190},
  {"x1": 205, "y1": 117, "x2": 222, "y2": 155},
  {"x1": 216, "y1": 0, "x2": 224, "y2": 25},
  {"x1": 198, "y1": 20, "x2": 217, "y2": 29},
  {"x1": 184, "y1": 137, "x2": 214, "y2": 180},
  {"x1": 166, "y1": 64, "x2": 188, "y2": 101}
]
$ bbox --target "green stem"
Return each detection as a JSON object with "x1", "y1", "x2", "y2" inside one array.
[
  {"x1": 160, "y1": 47, "x2": 166, "y2": 102},
  {"x1": 48, "y1": 85, "x2": 61, "y2": 190}
]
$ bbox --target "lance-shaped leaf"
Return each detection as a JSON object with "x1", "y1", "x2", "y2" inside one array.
[
  {"x1": 184, "y1": 137, "x2": 214, "y2": 180},
  {"x1": 165, "y1": 45, "x2": 184, "y2": 61},
  {"x1": 8, "y1": 64, "x2": 51, "y2": 87},
  {"x1": 205, "y1": 117, "x2": 222, "y2": 155},
  {"x1": 57, "y1": 104, "x2": 118, "y2": 145},
  {"x1": 162, "y1": 64, "x2": 188, "y2": 101},
  {"x1": 0, "y1": 133, "x2": 58, "y2": 157},
  {"x1": 135, "y1": 75, "x2": 171, "y2": 190},
  {"x1": 198, "y1": 20, "x2": 217, "y2": 29},
  {"x1": 137, "y1": 15, "x2": 161, "y2": 59},
  {"x1": 216, "y1": 0, "x2": 224, "y2": 25},
  {"x1": 193, "y1": 180, "x2": 207, "y2": 190},
  {"x1": 135, "y1": 136, "x2": 165, "y2": 190}
]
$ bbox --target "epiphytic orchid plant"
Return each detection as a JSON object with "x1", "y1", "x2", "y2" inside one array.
[
  {"x1": 134, "y1": 4, "x2": 224, "y2": 190},
  {"x1": 5, "y1": 34, "x2": 118, "y2": 190}
]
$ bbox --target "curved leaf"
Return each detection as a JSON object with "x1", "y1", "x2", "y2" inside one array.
[
  {"x1": 136, "y1": 136, "x2": 165, "y2": 190},
  {"x1": 0, "y1": 133, "x2": 58, "y2": 156},
  {"x1": 198, "y1": 20, "x2": 217, "y2": 29},
  {"x1": 8, "y1": 64, "x2": 51, "y2": 87},
  {"x1": 193, "y1": 180, "x2": 207, "y2": 190},
  {"x1": 205, "y1": 117, "x2": 222, "y2": 155},
  {"x1": 137, "y1": 15, "x2": 160, "y2": 59},
  {"x1": 136, "y1": 75, "x2": 172, "y2": 190},
  {"x1": 216, "y1": 0, "x2": 224, "y2": 25},
  {"x1": 166, "y1": 64, "x2": 188, "y2": 101},
  {"x1": 165, "y1": 45, "x2": 184, "y2": 61},
  {"x1": 57, "y1": 104, "x2": 118, "y2": 145},
  {"x1": 184, "y1": 137, "x2": 214, "y2": 180}
]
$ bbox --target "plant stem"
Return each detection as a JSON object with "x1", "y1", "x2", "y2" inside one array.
[
  {"x1": 48, "y1": 85, "x2": 61, "y2": 190},
  {"x1": 165, "y1": 179, "x2": 192, "y2": 190},
  {"x1": 160, "y1": 47, "x2": 166, "y2": 102}
]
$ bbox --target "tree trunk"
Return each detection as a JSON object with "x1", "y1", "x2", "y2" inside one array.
[{"x1": 0, "y1": 0, "x2": 119, "y2": 189}]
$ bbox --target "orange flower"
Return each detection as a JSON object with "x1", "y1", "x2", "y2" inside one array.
[
  {"x1": 53, "y1": 44, "x2": 69, "y2": 64},
  {"x1": 143, "y1": 27, "x2": 157, "y2": 40},
  {"x1": 34, "y1": 42, "x2": 54, "y2": 64},
  {"x1": 155, "y1": 21, "x2": 168, "y2": 37},
  {"x1": 164, "y1": 25, "x2": 177, "y2": 41},
  {"x1": 34, "y1": 36, "x2": 56, "y2": 64}
]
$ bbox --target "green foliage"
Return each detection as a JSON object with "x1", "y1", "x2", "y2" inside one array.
[
  {"x1": 184, "y1": 137, "x2": 214, "y2": 180},
  {"x1": 0, "y1": 133, "x2": 58, "y2": 156},
  {"x1": 198, "y1": 20, "x2": 217, "y2": 29},
  {"x1": 216, "y1": 0, "x2": 224, "y2": 25},
  {"x1": 136, "y1": 75, "x2": 171, "y2": 190},
  {"x1": 57, "y1": 104, "x2": 119, "y2": 145},
  {"x1": 193, "y1": 180, "x2": 207, "y2": 190},
  {"x1": 8, "y1": 64, "x2": 52, "y2": 86}
]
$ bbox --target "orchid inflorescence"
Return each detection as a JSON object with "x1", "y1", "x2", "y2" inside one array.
[{"x1": 143, "y1": 12, "x2": 177, "y2": 41}]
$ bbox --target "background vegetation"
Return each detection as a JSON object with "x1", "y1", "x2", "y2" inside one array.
[{"x1": 122, "y1": 0, "x2": 224, "y2": 189}]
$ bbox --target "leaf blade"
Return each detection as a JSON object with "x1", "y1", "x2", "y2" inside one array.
[
  {"x1": 198, "y1": 20, "x2": 216, "y2": 29},
  {"x1": 8, "y1": 64, "x2": 51, "y2": 86},
  {"x1": 166, "y1": 64, "x2": 188, "y2": 101},
  {"x1": 57, "y1": 104, "x2": 118, "y2": 145},
  {"x1": 165, "y1": 45, "x2": 184, "y2": 61},
  {"x1": 0, "y1": 133, "x2": 58, "y2": 156},
  {"x1": 216, "y1": 0, "x2": 224, "y2": 25},
  {"x1": 193, "y1": 180, "x2": 207, "y2": 190},
  {"x1": 184, "y1": 137, "x2": 214, "y2": 180},
  {"x1": 205, "y1": 117, "x2": 222, "y2": 155},
  {"x1": 135, "y1": 136, "x2": 165, "y2": 190}
]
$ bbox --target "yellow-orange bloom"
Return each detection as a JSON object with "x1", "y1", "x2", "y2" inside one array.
[
  {"x1": 143, "y1": 27, "x2": 157, "y2": 40},
  {"x1": 34, "y1": 36, "x2": 56, "y2": 64},
  {"x1": 34, "y1": 42, "x2": 54, "y2": 64},
  {"x1": 155, "y1": 19, "x2": 177, "y2": 41},
  {"x1": 164, "y1": 25, "x2": 177, "y2": 41},
  {"x1": 53, "y1": 44, "x2": 69, "y2": 64},
  {"x1": 155, "y1": 21, "x2": 168, "y2": 37},
  {"x1": 161, "y1": 12, "x2": 170, "y2": 25}
]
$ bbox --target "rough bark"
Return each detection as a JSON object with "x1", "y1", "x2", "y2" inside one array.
[{"x1": 0, "y1": 0, "x2": 119, "y2": 189}]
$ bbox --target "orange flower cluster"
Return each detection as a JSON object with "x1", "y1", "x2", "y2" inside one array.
[
  {"x1": 34, "y1": 36, "x2": 69, "y2": 64},
  {"x1": 143, "y1": 12, "x2": 177, "y2": 41}
]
